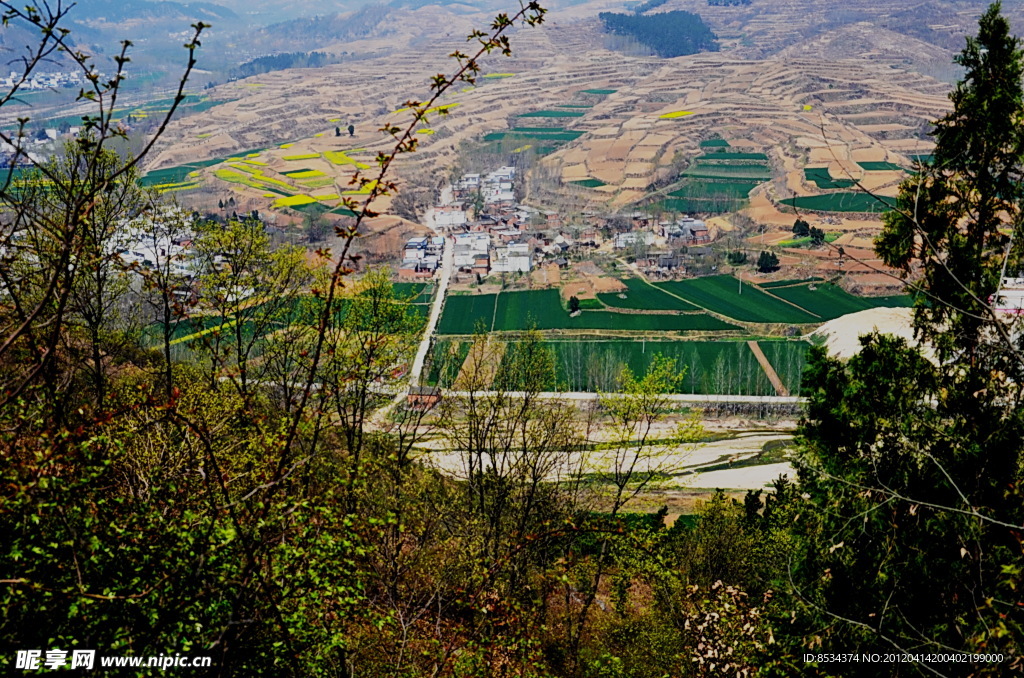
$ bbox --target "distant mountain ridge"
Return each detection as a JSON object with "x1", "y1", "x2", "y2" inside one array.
[{"x1": 72, "y1": 0, "x2": 238, "y2": 22}]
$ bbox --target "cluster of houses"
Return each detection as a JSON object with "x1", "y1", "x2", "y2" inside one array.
[
  {"x1": 397, "y1": 165, "x2": 717, "y2": 281},
  {"x1": 398, "y1": 236, "x2": 446, "y2": 278},
  {"x1": 0, "y1": 69, "x2": 89, "y2": 91}
]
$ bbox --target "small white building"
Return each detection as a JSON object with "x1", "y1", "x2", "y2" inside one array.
[
  {"x1": 434, "y1": 204, "x2": 467, "y2": 228},
  {"x1": 614, "y1": 231, "x2": 656, "y2": 249},
  {"x1": 491, "y1": 242, "x2": 532, "y2": 273}
]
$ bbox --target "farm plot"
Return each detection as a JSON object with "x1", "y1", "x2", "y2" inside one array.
[
  {"x1": 682, "y1": 162, "x2": 771, "y2": 181},
  {"x1": 857, "y1": 161, "x2": 903, "y2": 171},
  {"x1": 772, "y1": 282, "x2": 912, "y2": 317},
  {"x1": 139, "y1": 158, "x2": 224, "y2": 187},
  {"x1": 699, "y1": 139, "x2": 730, "y2": 148},
  {"x1": 698, "y1": 151, "x2": 769, "y2": 161},
  {"x1": 393, "y1": 282, "x2": 432, "y2": 303},
  {"x1": 597, "y1": 278, "x2": 697, "y2": 311},
  {"x1": 493, "y1": 290, "x2": 736, "y2": 332},
  {"x1": 437, "y1": 290, "x2": 739, "y2": 334},
  {"x1": 518, "y1": 110, "x2": 585, "y2": 118},
  {"x1": 483, "y1": 129, "x2": 584, "y2": 143},
  {"x1": 779, "y1": 193, "x2": 894, "y2": 213},
  {"x1": 660, "y1": 179, "x2": 761, "y2": 213},
  {"x1": 657, "y1": 276, "x2": 820, "y2": 324},
  {"x1": 768, "y1": 283, "x2": 886, "y2": 320},
  {"x1": 570, "y1": 178, "x2": 606, "y2": 188},
  {"x1": 758, "y1": 277, "x2": 824, "y2": 289},
  {"x1": 804, "y1": 167, "x2": 855, "y2": 189},
  {"x1": 438, "y1": 294, "x2": 497, "y2": 334},
  {"x1": 425, "y1": 340, "x2": 472, "y2": 387},
  {"x1": 508, "y1": 339, "x2": 811, "y2": 395}
]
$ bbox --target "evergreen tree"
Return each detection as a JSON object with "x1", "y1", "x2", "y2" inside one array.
[
  {"x1": 756, "y1": 250, "x2": 778, "y2": 272},
  {"x1": 787, "y1": 5, "x2": 1024, "y2": 673}
]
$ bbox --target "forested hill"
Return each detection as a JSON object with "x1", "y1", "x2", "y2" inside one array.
[
  {"x1": 599, "y1": 10, "x2": 719, "y2": 57},
  {"x1": 230, "y1": 52, "x2": 338, "y2": 79}
]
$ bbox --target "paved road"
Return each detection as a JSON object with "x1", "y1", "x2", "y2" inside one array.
[{"x1": 408, "y1": 195, "x2": 454, "y2": 388}]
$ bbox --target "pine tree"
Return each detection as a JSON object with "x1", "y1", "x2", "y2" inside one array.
[{"x1": 787, "y1": 5, "x2": 1024, "y2": 672}]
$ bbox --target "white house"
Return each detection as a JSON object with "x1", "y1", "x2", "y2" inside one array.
[
  {"x1": 491, "y1": 242, "x2": 532, "y2": 273},
  {"x1": 614, "y1": 231, "x2": 656, "y2": 249}
]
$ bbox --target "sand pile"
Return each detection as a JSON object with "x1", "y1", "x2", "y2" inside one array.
[{"x1": 810, "y1": 307, "x2": 932, "y2": 360}]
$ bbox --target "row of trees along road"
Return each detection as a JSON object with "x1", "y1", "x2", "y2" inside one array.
[{"x1": 0, "y1": 1, "x2": 1022, "y2": 676}]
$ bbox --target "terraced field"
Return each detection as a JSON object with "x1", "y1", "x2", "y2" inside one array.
[
  {"x1": 804, "y1": 167, "x2": 855, "y2": 189},
  {"x1": 779, "y1": 192, "x2": 895, "y2": 213}
]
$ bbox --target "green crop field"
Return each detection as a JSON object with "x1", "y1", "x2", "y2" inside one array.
[
  {"x1": 392, "y1": 282, "x2": 431, "y2": 303},
  {"x1": 699, "y1": 139, "x2": 730, "y2": 147},
  {"x1": 657, "y1": 197, "x2": 740, "y2": 214},
  {"x1": 483, "y1": 130, "x2": 584, "y2": 142},
  {"x1": 660, "y1": 179, "x2": 761, "y2": 212},
  {"x1": 780, "y1": 192, "x2": 895, "y2": 213},
  {"x1": 518, "y1": 110, "x2": 586, "y2": 118},
  {"x1": 777, "y1": 232, "x2": 841, "y2": 247},
  {"x1": 857, "y1": 161, "x2": 904, "y2": 171},
  {"x1": 758, "y1": 277, "x2": 824, "y2": 289},
  {"x1": 438, "y1": 295, "x2": 497, "y2": 334},
  {"x1": 767, "y1": 283, "x2": 894, "y2": 320},
  {"x1": 426, "y1": 340, "x2": 473, "y2": 387},
  {"x1": 682, "y1": 162, "x2": 771, "y2": 181},
  {"x1": 658, "y1": 275, "x2": 820, "y2": 323},
  {"x1": 581, "y1": 89, "x2": 616, "y2": 95},
  {"x1": 138, "y1": 158, "x2": 223, "y2": 187},
  {"x1": 597, "y1": 278, "x2": 697, "y2": 311},
  {"x1": 438, "y1": 290, "x2": 739, "y2": 334},
  {"x1": 497, "y1": 339, "x2": 810, "y2": 395},
  {"x1": 804, "y1": 167, "x2": 855, "y2": 189},
  {"x1": 698, "y1": 151, "x2": 769, "y2": 161},
  {"x1": 570, "y1": 178, "x2": 606, "y2": 188}
]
